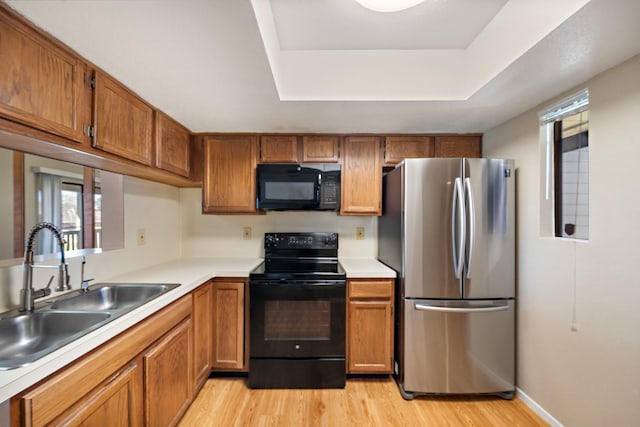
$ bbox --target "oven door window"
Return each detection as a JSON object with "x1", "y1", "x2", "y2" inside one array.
[
  {"x1": 250, "y1": 282, "x2": 345, "y2": 358},
  {"x1": 264, "y1": 300, "x2": 330, "y2": 341}
]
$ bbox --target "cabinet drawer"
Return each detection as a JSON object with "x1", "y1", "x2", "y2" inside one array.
[{"x1": 348, "y1": 279, "x2": 394, "y2": 299}]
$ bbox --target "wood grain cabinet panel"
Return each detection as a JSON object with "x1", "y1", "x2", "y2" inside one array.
[
  {"x1": 347, "y1": 279, "x2": 394, "y2": 374},
  {"x1": 56, "y1": 362, "x2": 142, "y2": 427},
  {"x1": 341, "y1": 136, "x2": 382, "y2": 215},
  {"x1": 211, "y1": 280, "x2": 245, "y2": 370},
  {"x1": 259, "y1": 135, "x2": 299, "y2": 163},
  {"x1": 144, "y1": 318, "x2": 193, "y2": 427},
  {"x1": 192, "y1": 282, "x2": 212, "y2": 393},
  {"x1": 203, "y1": 135, "x2": 257, "y2": 213},
  {"x1": 15, "y1": 296, "x2": 192, "y2": 427},
  {"x1": 384, "y1": 135, "x2": 434, "y2": 166},
  {"x1": 0, "y1": 6, "x2": 87, "y2": 143},
  {"x1": 92, "y1": 70, "x2": 154, "y2": 165},
  {"x1": 302, "y1": 135, "x2": 340, "y2": 162},
  {"x1": 155, "y1": 111, "x2": 191, "y2": 177},
  {"x1": 434, "y1": 135, "x2": 482, "y2": 158}
]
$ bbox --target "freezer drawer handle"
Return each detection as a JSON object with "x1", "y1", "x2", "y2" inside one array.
[{"x1": 414, "y1": 303, "x2": 509, "y2": 313}]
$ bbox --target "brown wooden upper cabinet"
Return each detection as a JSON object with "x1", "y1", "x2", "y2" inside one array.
[
  {"x1": 434, "y1": 135, "x2": 482, "y2": 158},
  {"x1": 155, "y1": 111, "x2": 191, "y2": 177},
  {"x1": 92, "y1": 70, "x2": 154, "y2": 166},
  {"x1": 259, "y1": 135, "x2": 299, "y2": 163},
  {"x1": 259, "y1": 135, "x2": 341, "y2": 164},
  {"x1": 383, "y1": 135, "x2": 434, "y2": 166},
  {"x1": 0, "y1": 5, "x2": 87, "y2": 143},
  {"x1": 203, "y1": 135, "x2": 257, "y2": 214},
  {"x1": 341, "y1": 136, "x2": 382, "y2": 216},
  {"x1": 302, "y1": 135, "x2": 340, "y2": 162}
]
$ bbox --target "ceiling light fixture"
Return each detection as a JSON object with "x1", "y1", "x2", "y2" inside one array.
[{"x1": 354, "y1": 0, "x2": 425, "y2": 13}]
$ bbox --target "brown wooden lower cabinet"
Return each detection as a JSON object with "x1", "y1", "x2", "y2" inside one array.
[
  {"x1": 143, "y1": 318, "x2": 193, "y2": 427},
  {"x1": 192, "y1": 282, "x2": 212, "y2": 393},
  {"x1": 12, "y1": 295, "x2": 192, "y2": 427},
  {"x1": 211, "y1": 279, "x2": 247, "y2": 371},
  {"x1": 347, "y1": 279, "x2": 395, "y2": 374},
  {"x1": 54, "y1": 361, "x2": 142, "y2": 427}
]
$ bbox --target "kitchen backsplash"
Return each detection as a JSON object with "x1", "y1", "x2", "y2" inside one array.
[{"x1": 179, "y1": 188, "x2": 378, "y2": 259}]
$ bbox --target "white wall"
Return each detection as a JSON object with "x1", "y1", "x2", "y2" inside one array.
[
  {"x1": 180, "y1": 188, "x2": 377, "y2": 258},
  {"x1": 0, "y1": 176, "x2": 182, "y2": 312},
  {"x1": 483, "y1": 54, "x2": 640, "y2": 427}
]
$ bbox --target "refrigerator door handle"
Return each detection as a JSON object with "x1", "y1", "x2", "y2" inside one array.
[
  {"x1": 464, "y1": 177, "x2": 476, "y2": 279},
  {"x1": 414, "y1": 303, "x2": 510, "y2": 313},
  {"x1": 451, "y1": 177, "x2": 465, "y2": 281}
]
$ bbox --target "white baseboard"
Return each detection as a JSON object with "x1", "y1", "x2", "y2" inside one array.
[{"x1": 516, "y1": 387, "x2": 564, "y2": 427}]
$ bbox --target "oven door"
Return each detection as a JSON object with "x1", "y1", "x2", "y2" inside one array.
[{"x1": 250, "y1": 280, "x2": 346, "y2": 358}]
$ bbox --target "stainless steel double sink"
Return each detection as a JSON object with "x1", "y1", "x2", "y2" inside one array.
[{"x1": 0, "y1": 283, "x2": 180, "y2": 370}]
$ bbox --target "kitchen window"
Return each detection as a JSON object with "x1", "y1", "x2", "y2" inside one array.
[{"x1": 539, "y1": 89, "x2": 589, "y2": 240}]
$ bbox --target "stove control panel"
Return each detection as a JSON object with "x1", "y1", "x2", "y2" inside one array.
[{"x1": 264, "y1": 232, "x2": 338, "y2": 250}]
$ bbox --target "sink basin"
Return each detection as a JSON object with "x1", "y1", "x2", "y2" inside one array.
[
  {"x1": 0, "y1": 311, "x2": 111, "y2": 370},
  {"x1": 50, "y1": 283, "x2": 180, "y2": 311},
  {"x1": 0, "y1": 283, "x2": 179, "y2": 370}
]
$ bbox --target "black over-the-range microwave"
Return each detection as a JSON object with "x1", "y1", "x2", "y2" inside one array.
[{"x1": 256, "y1": 164, "x2": 341, "y2": 211}]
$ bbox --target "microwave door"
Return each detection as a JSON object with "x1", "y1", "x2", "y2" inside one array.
[{"x1": 258, "y1": 170, "x2": 320, "y2": 210}]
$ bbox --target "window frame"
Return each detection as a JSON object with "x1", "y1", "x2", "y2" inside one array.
[{"x1": 538, "y1": 88, "x2": 590, "y2": 241}]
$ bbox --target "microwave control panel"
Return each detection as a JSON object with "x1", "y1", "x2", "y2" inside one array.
[{"x1": 319, "y1": 171, "x2": 340, "y2": 210}]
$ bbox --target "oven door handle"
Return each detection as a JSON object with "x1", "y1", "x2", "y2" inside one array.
[{"x1": 254, "y1": 282, "x2": 346, "y2": 290}]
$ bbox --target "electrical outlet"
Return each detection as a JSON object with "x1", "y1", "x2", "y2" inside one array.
[
  {"x1": 243, "y1": 227, "x2": 252, "y2": 240},
  {"x1": 356, "y1": 227, "x2": 365, "y2": 240},
  {"x1": 136, "y1": 228, "x2": 146, "y2": 246}
]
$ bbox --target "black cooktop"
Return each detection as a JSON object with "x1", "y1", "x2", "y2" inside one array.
[
  {"x1": 249, "y1": 260, "x2": 345, "y2": 281},
  {"x1": 250, "y1": 232, "x2": 345, "y2": 282}
]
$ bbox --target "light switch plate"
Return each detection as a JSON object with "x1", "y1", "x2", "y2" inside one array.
[
  {"x1": 243, "y1": 227, "x2": 252, "y2": 240},
  {"x1": 136, "y1": 228, "x2": 146, "y2": 245},
  {"x1": 356, "y1": 227, "x2": 365, "y2": 240}
]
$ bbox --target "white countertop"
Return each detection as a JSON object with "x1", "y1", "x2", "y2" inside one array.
[
  {"x1": 0, "y1": 256, "x2": 394, "y2": 402},
  {"x1": 340, "y1": 258, "x2": 396, "y2": 278}
]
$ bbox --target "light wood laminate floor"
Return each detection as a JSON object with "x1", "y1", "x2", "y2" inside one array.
[{"x1": 179, "y1": 376, "x2": 548, "y2": 427}]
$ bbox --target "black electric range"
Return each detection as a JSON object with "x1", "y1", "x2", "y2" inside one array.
[{"x1": 248, "y1": 232, "x2": 346, "y2": 389}]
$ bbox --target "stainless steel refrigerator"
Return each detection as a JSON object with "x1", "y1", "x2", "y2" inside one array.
[{"x1": 378, "y1": 158, "x2": 515, "y2": 400}]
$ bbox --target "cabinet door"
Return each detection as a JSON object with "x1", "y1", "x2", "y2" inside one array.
[
  {"x1": 92, "y1": 70, "x2": 153, "y2": 165},
  {"x1": 211, "y1": 280, "x2": 245, "y2": 370},
  {"x1": 0, "y1": 8, "x2": 86, "y2": 142},
  {"x1": 144, "y1": 318, "x2": 193, "y2": 427},
  {"x1": 192, "y1": 283, "x2": 212, "y2": 393},
  {"x1": 341, "y1": 136, "x2": 382, "y2": 215},
  {"x1": 203, "y1": 135, "x2": 257, "y2": 213},
  {"x1": 259, "y1": 135, "x2": 299, "y2": 163},
  {"x1": 347, "y1": 279, "x2": 394, "y2": 374},
  {"x1": 384, "y1": 135, "x2": 433, "y2": 166},
  {"x1": 348, "y1": 300, "x2": 393, "y2": 373},
  {"x1": 55, "y1": 362, "x2": 142, "y2": 427},
  {"x1": 155, "y1": 111, "x2": 191, "y2": 177},
  {"x1": 434, "y1": 135, "x2": 482, "y2": 158},
  {"x1": 302, "y1": 135, "x2": 340, "y2": 162}
]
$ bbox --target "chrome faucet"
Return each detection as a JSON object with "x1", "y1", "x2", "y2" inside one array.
[
  {"x1": 20, "y1": 222, "x2": 71, "y2": 312},
  {"x1": 80, "y1": 256, "x2": 94, "y2": 292}
]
